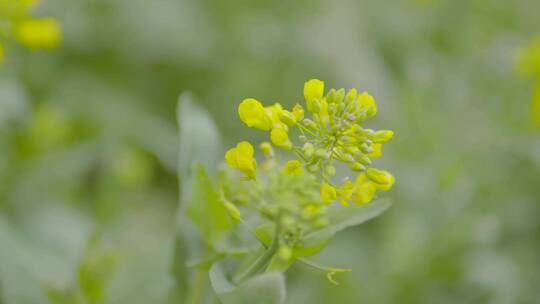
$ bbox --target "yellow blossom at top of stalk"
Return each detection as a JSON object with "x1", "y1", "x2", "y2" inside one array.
[
  {"x1": 229, "y1": 78, "x2": 395, "y2": 206},
  {"x1": 225, "y1": 141, "x2": 257, "y2": 179},
  {"x1": 14, "y1": 17, "x2": 61, "y2": 49}
]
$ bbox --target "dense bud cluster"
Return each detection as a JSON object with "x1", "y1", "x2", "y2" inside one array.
[{"x1": 223, "y1": 79, "x2": 395, "y2": 269}]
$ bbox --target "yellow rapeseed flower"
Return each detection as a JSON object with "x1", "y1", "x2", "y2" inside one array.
[
  {"x1": 259, "y1": 141, "x2": 273, "y2": 156},
  {"x1": 357, "y1": 92, "x2": 377, "y2": 119},
  {"x1": 337, "y1": 180, "x2": 353, "y2": 206},
  {"x1": 265, "y1": 103, "x2": 287, "y2": 129},
  {"x1": 225, "y1": 141, "x2": 257, "y2": 179},
  {"x1": 351, "y1": 173, "x2": 377, "y2": 205},
  {"x1": 304, "y1": 79, "x2": 324, "y2": 112},
  {"x1": 368, "y1": 144, "x2": 382, "y2": 158},
  {"x1": 238, "y1": 98, "x2": 272, "y2": 131},
  {"x1": 270, "y1": 127, "x2": 292, "y2": 150},
  {"x1": 14, "y1": 17, "x2": 61, "y2": 49},
  {"x1": 320, "y1": 183, "x2": 337, "y2": 204},
  {"x1": 283, "y1": 160, "x2": 303, "y2": 175}
]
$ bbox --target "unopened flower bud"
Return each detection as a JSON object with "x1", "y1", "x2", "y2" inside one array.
[
  {"x1": 351, "y1": 162, "x2": 366, "y2": 172},
  {"x1": 325, "y1": 165, "x2": 336, "y2": 177},
  {"x1": 326, "y1": 89, "x2": 337, "y2": 104},
  {"x1": 279, "y1": 110, "x2": 297, "y2": 126},
  {"x1": 356, "y1": 153, "x2": 371, "y2": 165},
  {"x1": 372, "y1": 130, "x2": 394, "y2": 143},
  {"x1": 259, "y1": 141, "x2": 273, "y2": 156},
  {"x1": 302, "y1": 118, "x2": 317, "y2": 129},
  {"x1": 335, "y1": 88, "x2": 345, "y2": 103},
  {"x1": 345, "y1": 88, "x2": 357, "y2": 104},
  {"x1": 315, "y1": 148, "x2": 329, "y2": 159}
]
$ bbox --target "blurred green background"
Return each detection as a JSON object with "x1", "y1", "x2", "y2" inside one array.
[{"x1": 1, "y1": 0, "x2": 540, "y2": 303}]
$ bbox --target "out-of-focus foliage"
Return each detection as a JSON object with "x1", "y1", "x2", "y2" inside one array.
[{"x1": 1, "y1": 0, "x2": 540, "y2": 303}]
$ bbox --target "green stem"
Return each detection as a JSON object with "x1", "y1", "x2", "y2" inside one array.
[
  {"x1": 234, "y1": 223, "x2": 281, "y2": 283},
  {"x1": 188, "y1": 268, "x2": 207, "y2": 304}
]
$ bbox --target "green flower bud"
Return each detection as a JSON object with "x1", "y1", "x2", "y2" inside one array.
[
  {"x1": 302, "y1": 118, "x2": 317, "y2": 129},
  {"x1": 325, "y1": 165, "x2": 336, "y2": 177},
  {"x1": 335, "y1": 88, "x2": 345, "y2": 104},
  {"x1": 372, "y1": 130, "x2": 394, "y2": 143},
  {"x1": 315, "y1": 148, "x2": 329, "y2": 159},
  {"x1": 224, "y1": 201, "x2": 241, "y2": 221},
  {"x1": 326, "y1": 89, "x2": 337, "y2": 103},
  {"x1": 278, "y1": 245, "x2": 293, "y2": 261},
  {"x1": 345, "y1": 88, "x2": 357, "y2": 104},
  {"x1": 351, "y1": 162, "x2": 366, "y2": 172},
  {"x1": 279, "y1": 110, "x2": 297, "y2": 126},
  {"x1": 355, "y1": 153, "x2": 372, "y2": 165},
  {"x1": 359, "y1": 143, "x2": 372, "y2": 154}
]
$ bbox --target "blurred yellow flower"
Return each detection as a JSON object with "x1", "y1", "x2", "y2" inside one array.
[
  {"x1": 14, "y1": 17, "x2": 61, "y2": 49},
  {"x1": 320, "y1": 183, "x2": 337, "y2": 204},
  {"x1": 283, "y1": 160, "x2": 303, "y2": 175},
  {"x1": 225, "y1": 141, "x2": 257, "y2": 179},
  {"x1": 238, "y1": 98, "x2": 272, "y2": 131},
  {"x1": 337, "y1": 180, "x2": 353, "y2": 206}
]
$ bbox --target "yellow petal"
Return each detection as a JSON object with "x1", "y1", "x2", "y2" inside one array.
[
  {"x1": 304, "y1": 79, "x2": 324, "y2": 102},
  {"x1": 351, "y1": 181, "x2": 377, "y2": 205},
  {"x1": 270, "y1": 128, "x2": 292, "y2": 150},
  {"x1": 225, "y1": 147, "x2": 238, "y2": 168},
  {"x1": 283, "y1": 160, "x2": 303, "y2": 175},
  {"x1": 320, "y1": 183, "x2": 337, "y2": 204},
  {"x1": 357, "y1": 92, "x2": 377, "y2": 118},
  {"x1": 337, "y1": 180, "x2": 353, "y2": 206},
  {"x1": 368, "y1": 144, "x2": 382, "y2": 158},
  {"x1": 238, "y1": 98, "x2": 272, "y2": 131}
]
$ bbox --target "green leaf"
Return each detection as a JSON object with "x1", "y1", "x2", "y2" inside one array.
[
  {"x1": 172, "y1": 92, "x2": 222, "y2": 296},
  {"x1": 210, "y1": 262, "x2": 286, "y2": 304},
  {"x1": 176, "y1": 92, "x2": 221, "y2": 183},
  {"x1": 186, "y1": 164, "x2": 232, "y2": 247},
  {"x1": 304, "y1": 199, "x2": 392, "y2": 243}
]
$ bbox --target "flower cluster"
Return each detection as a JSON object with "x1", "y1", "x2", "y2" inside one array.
[
  {"x1": 226, "y1": 79, "x2": 395, "y2": 207},
  {"x1": 0, "y1": 0, "x2": 61, "y2": 63}
]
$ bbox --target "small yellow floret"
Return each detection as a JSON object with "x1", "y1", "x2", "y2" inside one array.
[
  {"x1": 320, "y1": 183, "x2": 337, "y2": 204},
  {"x1": 283, "y1": 160, "x2": 303, "y2": 175},
  {"x1": 238, "y1": 98, "x2": 272, "y2": 131},
  {"x1": 225, "y1": 141, "x2": 257, "y2": 179},
  {"x1": 357, "y1": 92, "x2": 378, "y2": 118},
  {"x1": 14, "y1": 18, "x2": 61, "y2": 49},
  {"x1": 270, "y1": 127, "x2": 292, "y2": 150},
  {"x1": 368, "y1": 144, "x2": 382, "y2": 158}
]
